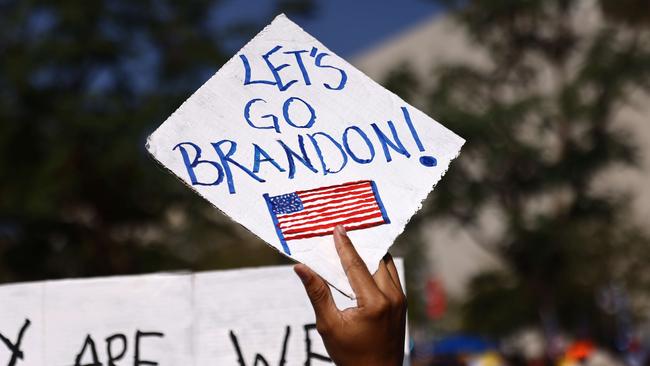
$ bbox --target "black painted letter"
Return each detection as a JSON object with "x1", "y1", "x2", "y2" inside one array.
[
  {"x1": 229, "y1": 326, "x2": 291, "y2": 366},
  {"x1": 106, "y1": 333, "x2": 127, "y2": 366},
  {"x1": 74, "y1": 335, "x2": 101, "y2": 366},
  {"x1": 303, "y1": 324, "x2": 332, "y2": 365},
  {"x1": 0, "y1": 319, "x2": 30, "y2": 366},
  {"x1": 134, "y1": 330, "x2": 164, "y2": 366}
]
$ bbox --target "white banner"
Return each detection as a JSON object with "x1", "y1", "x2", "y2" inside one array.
[{"x1": 0, "y1": 261, "x2": 407, "y2": 365}]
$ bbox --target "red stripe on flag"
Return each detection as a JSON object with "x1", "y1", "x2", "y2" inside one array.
[
  {"x1": 297, "y1": 181, "x2": 371, "y2": 199},
  {"x1": 300, "y1": 188, "x2": 373, "y2": 206},
  {"x1": 281, "y1": 212, "x2": 384, "y2": 235},
  {"x1": 301, "y1": 193, "x2": 376, "y2": 209},
  {"x1": 283, "y1": 220, "x2": 385, "y2": 241},
  {"x1": 278, "y1": 202, "x2": 378, "y2": 225},
  {"x1": 277, "y1": 197, "x2": 378, "y2": 220},
  {"x1": 299, "y1": 186, "x2": 372, "y2": 203},
  {"x1": 279, "y1": 206, "x2": 381, "y2": 229}
]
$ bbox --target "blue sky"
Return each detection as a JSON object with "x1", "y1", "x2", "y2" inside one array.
[{"x1": 214, "y1": 0, "x2": 443, "y2": 57}]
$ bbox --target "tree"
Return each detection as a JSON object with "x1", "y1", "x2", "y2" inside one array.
[
  {"x1": 0, "y1": 0, "x2": 313, "y2": 283},
  {"x1": 388, "y1": 0, "x2": 650, "y2": 345}
]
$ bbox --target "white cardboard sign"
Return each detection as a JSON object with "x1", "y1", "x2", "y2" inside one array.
[
  {"x1": 146, "y1": 14, "x2": 464, "y2": 296},
  {"x1": 43, "y1": 274, "x2": 194, "y2": 365},
  {"x1": 0, "y1": 283, "x2": 43, "y2": 366},
  {"x1": 0, "y1": 262, "x2": 407, "y2": 365}
]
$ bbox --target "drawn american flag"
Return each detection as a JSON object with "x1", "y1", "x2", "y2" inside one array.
[{"x1": 263, "y1": 180, "x2": 390, "y2": 255}]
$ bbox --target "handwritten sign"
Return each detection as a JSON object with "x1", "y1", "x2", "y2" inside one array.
[
  {"x1": 0, "y1": 262, "x2": 408, "y2": 365},
  {"x1": 0, "y1": 283, "x2": 43, "y2": 366},
  {"x1": 146, "y1": 14, "x2": 465, "y2": 296},
  {"x1": 43, "y1": 275, "x2": 193, "y2": 365}
]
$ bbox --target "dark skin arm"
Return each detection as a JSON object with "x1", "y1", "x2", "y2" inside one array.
[{"x1": 294, "y1": 225, "x2": 407, "y2": 366}]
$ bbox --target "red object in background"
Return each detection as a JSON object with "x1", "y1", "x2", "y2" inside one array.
[
  {"x1": 565, "y1": 340, "x2": 594, "y2": 361},
  {"x1": 426, "y1": 277, "x2": 447, "y2": 320},
  {"x1": 628, "y1": 337, "x2": 641, "y2": 353}
]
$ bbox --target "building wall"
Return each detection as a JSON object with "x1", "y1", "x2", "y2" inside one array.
[{"x1": 350, "y1": 6, "x2": 650, "y2": 298}]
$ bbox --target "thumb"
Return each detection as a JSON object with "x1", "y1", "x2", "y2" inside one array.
[{"x1": 294, "y1": 264, "x2": 337, "y2": 321}]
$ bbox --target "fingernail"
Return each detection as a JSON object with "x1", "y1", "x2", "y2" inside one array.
[
  {"x1": 335, "y1": 225, "x2": 347, "y2": 236},
  {"x1": 294, "y1": 265, "x2": 311, "y2": 283}
]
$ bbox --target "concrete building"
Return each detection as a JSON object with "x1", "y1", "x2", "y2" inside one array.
[{"x1": 350, "y1": 3, "x2": 650, "y2": 299}]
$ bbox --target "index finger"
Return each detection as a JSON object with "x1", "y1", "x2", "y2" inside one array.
[{"x1": 333, "y1": 225, "x2": 382, "y2": 305}]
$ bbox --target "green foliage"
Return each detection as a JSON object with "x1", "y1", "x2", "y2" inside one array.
[
  {"x1": 461, "y1": 271, "x2": 535, "y2": 337},
  {"x1": 0, "y1": 0, "x2": 313, "y2": 282},
  {"x1": 388, "y1": 0, "x2": 650, "y2": 341}
]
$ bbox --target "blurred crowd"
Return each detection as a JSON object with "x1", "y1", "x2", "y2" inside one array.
[{"x1": 412, "y1": 332, "x2": 650, "y2": 366}]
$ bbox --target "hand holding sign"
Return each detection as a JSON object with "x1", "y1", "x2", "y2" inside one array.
[
  {"x1": 146, "y1": 14, "x2": 465, "y2": 296},
  {"x1": 294, "y1": 226, "x2": 407, "y2": 366}
]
